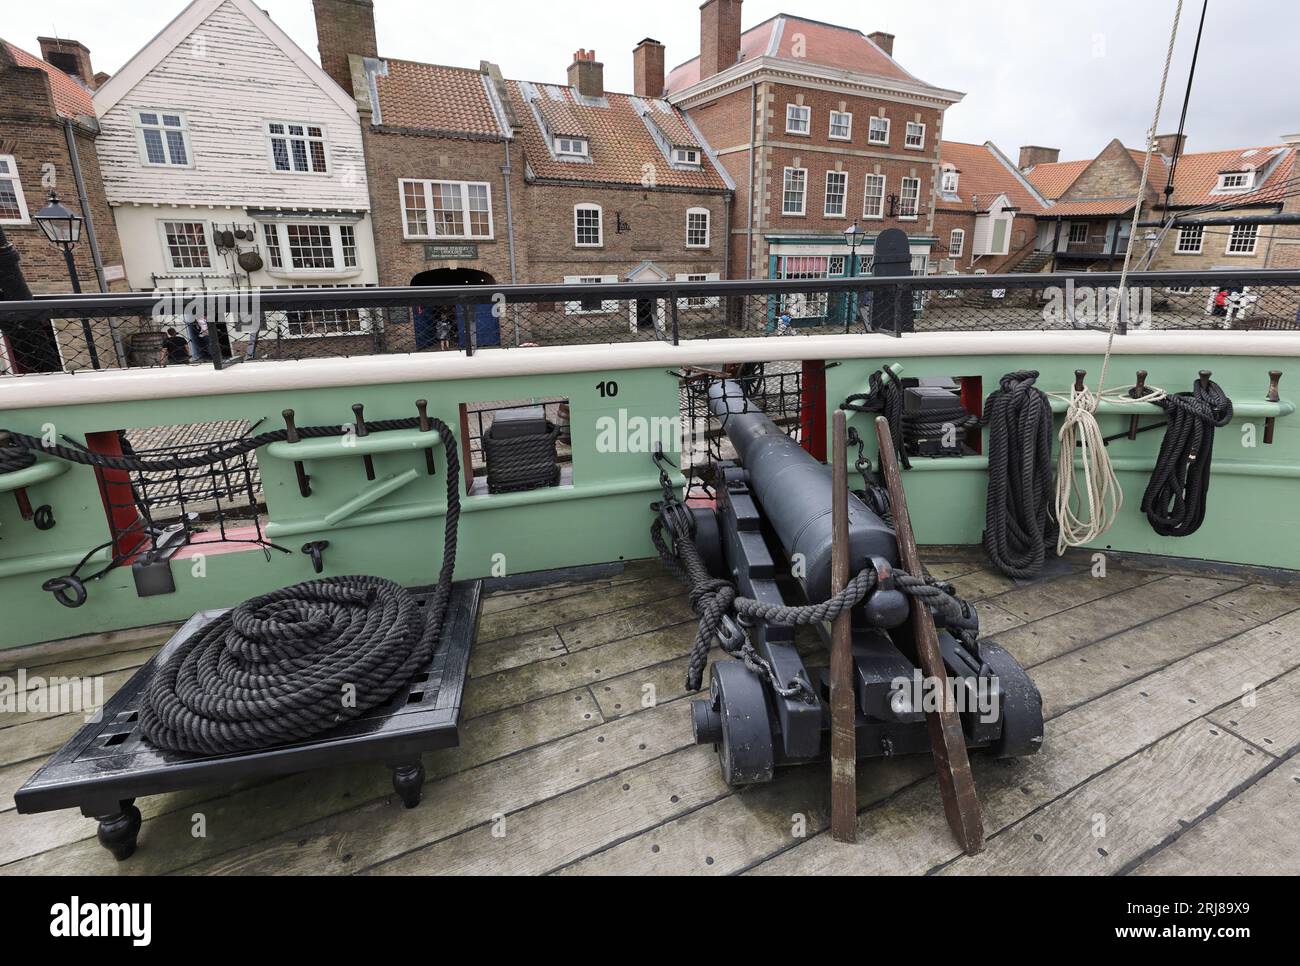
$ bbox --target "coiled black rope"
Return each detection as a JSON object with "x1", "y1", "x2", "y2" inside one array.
[
  {"x1": 40, "y1": 415, "x2": 462, "y2": 756},
  {"x1": 841, "y1": 368, "x2": 909, "y2": 469},
  {"x1": 1137, "y1": 377, "x2": 1233, "y2": 537},
  {"x1": 982, "y1": 371, "x2": 1057, "y2": 579},
  {"x1": 903, "y1": 402, "x2": 981, "y2": 443},
  {"x1": 483, "y1": 422, "x2": 561, "y2": 493}
]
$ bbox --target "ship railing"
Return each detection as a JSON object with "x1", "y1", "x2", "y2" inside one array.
[{"x1": 1, "y1": 269, "x2": 1298, "y2": 377}]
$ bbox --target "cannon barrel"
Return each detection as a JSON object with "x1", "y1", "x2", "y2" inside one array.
[{"x1": 708, "y1": 380, "x2": 897, "y2": 600}]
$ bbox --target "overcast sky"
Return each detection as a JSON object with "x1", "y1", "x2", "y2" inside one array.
[{"x1": 7, "y1": 0, "x2": 1294, "y2": 158}]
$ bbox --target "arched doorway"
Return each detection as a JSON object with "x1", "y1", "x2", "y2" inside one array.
[{"x1": 411, "y1": 268, "x2": 499, "y2": 349}]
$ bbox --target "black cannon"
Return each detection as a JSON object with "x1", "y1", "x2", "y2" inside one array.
[{"x1": 686, "y1": 379, "x2": 1044, "y2": 786}]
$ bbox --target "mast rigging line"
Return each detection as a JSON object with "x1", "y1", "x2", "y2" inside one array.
[{"x1": 1053, "y1": 0, "x2": 1186, "y2": 554}]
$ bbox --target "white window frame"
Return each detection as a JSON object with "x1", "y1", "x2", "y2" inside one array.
[
  {"x1": 259, "y1": 221, "x2": 362, "y2": 276},
  {"x1": 0, "y1": 154, "x2": 30, "y2": 225},
  {"x1": 255, "y1": 283, "x2": 375, "y2": 340},
  {"x1": 563, "y1": 274, "x2": 619, "y2": 314},
  {"x1": 863, "y1": 173, "x2": 886, "y2": 219},
  {"x1": 686, "y1": 207, "x2": 710, "y2": 248},
  {"x1": 1175, "y1": 224, "x2": 1204, "y2": 254},
  {"x1": 557, "y1": 137, "x2": 589, "y2": 158},
  {"x1": 941, "y1": 169, "x2": 959, "y2": 194},
  {"x1": 676, "y1": 272, "x2": 721, "y2": 309},
  {"x1": 1226, "y1": 223, "x2": 1258, "y2": 256},
  {"x1": 824, "y1": 170, "x2": 848, "y2": 218},
  {"x1": 868, "y1": 116, "x2": 890, "y2": 146},
  {"x1": 828, "y1": 111, "x2": 853, "y2": 141},
  {"x1": 574, "y1": 203, "x2": 603, "y2": 247},
  {"x1": 265, "y1": 120, "x2": 331, "y2": 175},
  {"x1": 949, "y1": 228, "x2": 965, "y2": 258},
  {"x1": 135, "y1": 110, "x2": 193, "y2": 168},
  {"x1": 157, "y1": 219, "x2": 214, "y2": 272},
  {"x1": 898, "y1": 176, "x2": 920, "y2": 221},
  {"x1": 785, "y1": 104, "x2": 811, "y2": 136},
  {"x1": 782, "y1": 167, "x2": 808, "y2": 216},
  {"x1": 1215, "y1": 171, "x2": 1252, "y2": 192},
  {"x1": 673, "y1": 146, "x2": 701, "y2": 166},
  {"x1": 1068, "y1": 222, "x2": 1090, "y2": 244},
  {"x1": 904, "y1": 121, "x2": 926, "y2": 150},
  {"x1": 398, "y1": 179, "x2": 495, "y2": 240}
]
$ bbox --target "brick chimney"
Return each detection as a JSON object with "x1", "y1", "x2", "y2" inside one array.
[
  {"x1": 568, "y1": 49, "x2": 604, "y2": 98},
  {"x1": 633, "y1": 38, "x2": 665, "y2": 98},
  {"x1": 700, "y1": 0, "x2": 742, "y2": 80},
  {"x1": 1153, "y1": 132, "x2": 1187, "y2": 158},
  {"x1": 37, "y1": 37, "x2": 94, "y2": 88},
  {"x1": 1018, "y1": 145, "x2": 1060, "y2": 170},
  {"x1": 312, "y1": 0, "x2": 378, "y2": 92},
  {"x1": 867, "y1": 31, "x2": 894, "y2": 57}
]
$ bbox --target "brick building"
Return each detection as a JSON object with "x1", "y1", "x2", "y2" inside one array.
[
  {"x1": 1022, "y1": 135, "x2": 1300, "y2": 274},
  {"x1": 313, "y1": 0, "x2": 732, "y2": 345},
  {"x1": 0, "y1": 38, "x2": 126, "y2": 295},
  {"x1": 0, "y1": 37, "x2": 128, "y2": 372},
  {"x1": 932, "y1": 140, "x2": 1048, "y2": 274},
  {"x1": 660, "y1": 2, "x2": 962, "y2": 324}
]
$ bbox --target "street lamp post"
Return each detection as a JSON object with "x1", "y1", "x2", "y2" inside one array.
[
  {"x1": 34, "y1": 190, "x2": 99, "y2": 369},
  {"x1": 843, "y1": 220, "x2": 865, "y2": 333}
]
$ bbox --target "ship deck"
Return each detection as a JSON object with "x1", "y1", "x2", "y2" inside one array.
[{"x1": 2, "y1": 548, "x2": 1299, "y2": 876}]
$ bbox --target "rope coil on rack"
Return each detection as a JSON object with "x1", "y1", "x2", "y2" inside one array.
[
  {"x1": 1138, "y1": 377, "x2": 1232, "y2": 536},
  {"x1": 58, "y1": 415, "x2": 461, "y2": 756},
  {"x1": 982, "y1": 371, "x2": 1057, "y2": 579},
  {"x1": 841, "y1": 368, "x2": 909, "y2": 470}
]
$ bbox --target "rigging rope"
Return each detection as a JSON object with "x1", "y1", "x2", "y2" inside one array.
[
  {"x1": 1051, "y1": 0, "x2": 1184, "y2": 552},
  {"x1": 1137, "y1": 376, "x2": 1233, "y2": 536},
  {"x1": 841, "y1": 367, "x2": 909, "y2": 469},
  {"x1": 981, "y1": 372, "x2": 1058, "y2": 578},
  {"x1": 137, "y1": 415, "x2": 461, "y2": 755}
]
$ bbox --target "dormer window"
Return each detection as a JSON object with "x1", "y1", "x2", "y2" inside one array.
[
  {"x1": 673, "y1": 146, "x2": 701, "y2": 166},
  {"x1": 1215, "y1": 170, "x2": 1253, "y2": 192},
  {"x1": 556, "y1": 137, "x2": 589, "y2": 157},
  {"x1": 941, "y1": 169, "x2": 959, "y2": 194}
]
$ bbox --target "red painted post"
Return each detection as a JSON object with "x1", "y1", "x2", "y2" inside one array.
[{"x1": 800, "y1": 359, "x2": 827, "y2": 461}]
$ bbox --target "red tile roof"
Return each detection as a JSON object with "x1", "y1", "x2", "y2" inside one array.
[
  {"x1": 506, "y1": 81, "x2": 728, "y2": 190},
  {"x1": 1024, "y1": 159, "x2": 1090, "y2": 200},
  {"x1": 373, "y1": 60, "x2": 505, "y2": 137},
  {"x1": 1165, "y1": 145, "x2": 1296, "y2": 206},
  {"x1": 937, "y1": 141, "x2": 1046, "y2": 214},
  {"x1": 1044, "y1": 199, "x2": 1137, "y2": 217},
  {"x1": 2, "y1": 39, "x2": 94, "y2": 118},
  {"x1": 664, "y1": 15, "x2": 929, "y2": 95}
]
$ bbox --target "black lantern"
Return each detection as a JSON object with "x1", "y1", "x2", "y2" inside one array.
[
  {"x1": 34, "y1": 190, "x2": 99, "y2": 367},
  {"x1": 843, "y1": 219, "x2": 865, "y2": 276},
  {"x1": 34, "y1": 191, "x2": 83, "y2": 246}
]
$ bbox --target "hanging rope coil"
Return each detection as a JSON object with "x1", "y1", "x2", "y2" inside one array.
[
  {"x1": 1138, "y1": 377, "x2": 1232, "y2": 536},
  {"x1": 982, "y1": 371, "x2": 1057, "y2": 578},
  {"x1": 1051, "y1": 384, "x2": 1124, "y2": 554},
  {"x1": 127, "y1": 416, "x2": 460, "y2": 755}
]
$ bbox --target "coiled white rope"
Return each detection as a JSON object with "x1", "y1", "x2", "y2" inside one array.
[
  {"x1": 1052, "y1": 0, "x2": 1183, "y2": 552},
  {"x1": 1051, "y1": 383, "x2": 1168, "y2": 553}
]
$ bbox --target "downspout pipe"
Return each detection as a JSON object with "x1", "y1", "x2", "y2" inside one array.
[
  {"x1": 502, "y1": 137, "x2": 521, "y2": 344},
  {"x1": 65, "y1": 118, "x2": 125, "y2": 366},
  {"x1": 746, "y1": 81, "x2": 758, "y2": 279}
]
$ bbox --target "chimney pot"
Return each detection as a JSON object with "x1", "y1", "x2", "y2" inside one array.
[
  {"x1": 1153, "y1": 132, "x2": 1187, "y2": 158},
  {"x1": 568, "y1": 49, "x2": 604, "y2": 98},
  {"x1": 700, "y1": 0, "x2": 743, "y2": 81},
  {"x1": 1018, "y1": 145, "x2": 1061, "y2": 170},
  {"x1": 634, "y1": 37, "x2": 666, "y2": 98},
  {"x1": 311, "y1": 0, "x2": 378, "y2": 93},
  {"x1": 37, "y1": 37, "x2": 94, "y2": 88}
]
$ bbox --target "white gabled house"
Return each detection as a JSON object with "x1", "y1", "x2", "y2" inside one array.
[{"x1": 93, "y1": 0, "x2": 378, "y2": 344}]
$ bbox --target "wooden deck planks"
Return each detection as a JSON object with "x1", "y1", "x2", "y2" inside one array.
[{"x1": 3, "y1": 555, "x2": 1298, "y2": 877}]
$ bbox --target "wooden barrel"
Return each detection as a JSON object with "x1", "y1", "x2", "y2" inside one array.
[{"x1": 128, "y1": 330, "x2": 167, "y2": 368}]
